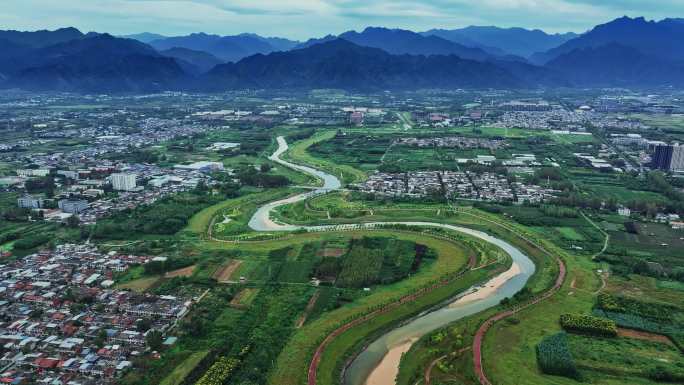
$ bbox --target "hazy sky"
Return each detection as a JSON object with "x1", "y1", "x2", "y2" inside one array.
[{"x1": 1, "y1": 0, "x2": 682, "y2": 40}]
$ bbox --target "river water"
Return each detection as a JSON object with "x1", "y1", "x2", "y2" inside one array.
[{"x1": 247, "y1": 136, "x2": 535, "y2": 385}]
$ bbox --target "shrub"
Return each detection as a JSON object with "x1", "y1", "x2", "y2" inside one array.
[
  {"x1": 536, "y1": 332, "x2": 581, "y2": 379},
  {"x1": 596, "y1": 293, "x2": 623, "y2": 312},
  {"x1": 560, "y1": 314, "x2": 617, "y2": 337},
  {"x1": 13, "y1": 235, "x2": 50, "y2": 250},
  {"x1": 624, "y1": 221, "x2": 639, "y2": 234},
  {"x1": 595, "y1": 294, "x2": 677, "y2": 322},
  {"x1": 195, "y1": 356, "x2": 240, "y2": 385},
  {"x1": 646, "y1": 365, "x2": 684, "y2": 382}
]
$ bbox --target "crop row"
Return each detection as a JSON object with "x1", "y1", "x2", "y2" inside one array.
[
  {"x1": 596, "y1": 293, "x2": 678, "y2": 322},
  {"x1": 560, "y1": 313, "x2": 617, "y2": 337},
  {"x1": 195, "y1": 356, "x2": 240, "y2": 385}
]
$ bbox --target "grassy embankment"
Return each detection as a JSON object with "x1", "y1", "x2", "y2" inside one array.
[
  {"x1": 268, "y1": 229, "x2": 506, "y2": 385},
  {"x1": 282, "y1": 130, "x2": 367, "y2": 185}
]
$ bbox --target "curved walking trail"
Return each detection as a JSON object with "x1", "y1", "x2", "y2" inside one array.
[
  {"x1": 473, "y1": 256, "x2": 566, "y2": 385},
  {"x1": 242, "y1": 136, "x2": 559, "y2": 385}
]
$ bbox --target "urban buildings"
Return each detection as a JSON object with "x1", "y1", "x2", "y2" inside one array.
[
  {"x1": 57, "y1": 199, "x2": 88, "y2": 214},
  {"x1": 173, "y1": 161, "x2": 224, "y2": 173},
  {"x1": 652, "y1": 144, "x2": 684, "y2": 172},
  {"x1": 17, "y1": 195, "x2": 44, "y2": 209},
  {"x1": 111, "y1": 173, "x2": 137, "y2": 191}
]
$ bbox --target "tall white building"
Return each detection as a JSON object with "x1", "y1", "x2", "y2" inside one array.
[
  {"x1": 111, "y1": 173, "x2": 137, "y2": 191},
  {"x1": 671, "y1": 144, "x2": 684, "y2": 172}
]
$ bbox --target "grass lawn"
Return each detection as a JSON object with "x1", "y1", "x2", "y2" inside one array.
[
  {"x1": 0, "y1": 241, "x2": 14, "y2": 252},
  {"x1": 231, "y1": 288, "x2": 260, "y2": 307},
  {"x1": 480, "y1": 254, "x2": 600, "y2": 385},
  {"x1": 159, "y1": 350, "x2": 209, "y2": 385},
  {"x1": 283, "y1": 130, "x2": 367, "y2": 185},
  {"x1": 116, "y1": 276, "x2": 160, "y2": 292},
  {"x1": 656, "y1": 280, "x2": 684, "y2": 292},
  {"x1": 183, "y1": 187, "x2": 296, "y2": 237},
  {"x1": 584, "y1": 184, "x2": 667, "y2": 202},
  {"x1": 568, "y1": 334, "x2": 683, "y2": 382},
  {"x1": 606, "y1": 274, "x2": 684, "y2": 306},
  {"x1": 554, "y1": 226, "x2": 586, "y2": 241}
]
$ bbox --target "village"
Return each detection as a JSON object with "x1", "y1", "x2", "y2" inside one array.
[
  {"x1": 355, "y1": 170, "x2": 558, "y2": 203},
  {"x1": 0, "y1": 244, "x2": 190, "y2": 384}
]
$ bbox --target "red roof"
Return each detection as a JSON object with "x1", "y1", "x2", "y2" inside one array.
[
  {"x1": 61, "y1": 324, "x2": 78, "y2": 336},
  {"x1": 35, "y1": 357, "x2": 59, "y2": 368}
]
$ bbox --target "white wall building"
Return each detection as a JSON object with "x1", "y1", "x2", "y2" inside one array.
[{"x1": 111, "y1": 173, "x2": 137, "y2": 191}]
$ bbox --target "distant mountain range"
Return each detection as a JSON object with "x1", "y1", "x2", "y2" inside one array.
[
  {"x1": 1, "y1": 17, "x2": 684, "y2": 92},
  {"x1": 121, "y1": 32, "x2": 167, "y2": 43},
  {"x1": 145, "y1": 33, "x2": 300, "y2": 62},
  {"x1": 199, "y1": 38, "x2": 531, "y2": 91},
  {"x1": 1, "y1": 33, "x2": 186, "y2": 92},
  {"x1": 0, "y1": 27, "x2": 84, "y2": 48},
  {"x1": 532, "y1": 17, "x2": 684, "y2": 64},
  {"x1": 299, "y1": 27, "x2": 497, "y2": 61},
  {"x1": 422, "y1": 26, "x2": 578, "y2": 58},
  {"x1": 158, "y1": 47, "x2": 223, "y2": 74},
  {"x1": 538, "y1": 17, "x2": 684, "y2": 86}
]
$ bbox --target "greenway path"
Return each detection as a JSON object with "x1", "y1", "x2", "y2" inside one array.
[{"x1": 239, "y1": 136, "x2": 562, "y2": 385}]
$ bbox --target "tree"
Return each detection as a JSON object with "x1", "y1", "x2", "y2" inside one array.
[
  {"x1": 66, "y1": 214, "x2": 80, "y2": 228},
  {"x1": 260, "y1": 163, "x2": 272, "y2": 173},
  {"x1": 95, "y1": 329, "x2": 108, "y2": 348},
  {"x1": 624, "y1": 221, "x2": 639, "y2": 234},
  {"x1": 136, "y1": 318, "x2": 153, "y2": 332},
  {"x1": 146, "y1": 329, "x2": 164, "y2": 351},
  {"x1": 24, "y1": 176, "x2": 55, "y2": 193},
  {"x1": 2, "y1": 207, "x2": 30, "y2": 222}
]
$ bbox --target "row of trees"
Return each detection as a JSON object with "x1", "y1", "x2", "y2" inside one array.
[{"x1": 236, "y1": 166, "x2": 289, "y2": 188}]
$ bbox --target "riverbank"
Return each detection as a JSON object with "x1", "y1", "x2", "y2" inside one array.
[
  {"x1": 360, "y1": 262, "x2": 523, "y2": 385},
  {"x1": 241, "y1": 136, "x2": 535, "y2": 385}
]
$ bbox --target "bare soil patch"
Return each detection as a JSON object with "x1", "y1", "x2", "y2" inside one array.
[
  {"x1": 617, "y1": 328, "x2": 674, "y2": 345},
  {"x1": 317, "y1": 248, "x2": 345, "y2": 257},
  {"x1": 213, "y1": 259, "x2": 242, "y2": 282},
  {"x1": 296, "y1": 290, "x2": 321, "y2": 328},
  {"x1": 165, "y1": 265, "x2": 196, "y2": 278}
]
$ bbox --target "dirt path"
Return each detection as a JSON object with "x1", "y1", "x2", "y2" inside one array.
[
  {"x1": 296, "y1": 289, "x2": 321, "y2": 328},
  {"x1": 618, "y1": 328, "x2": 674, "y2": 346},
  {"x1": 425, "y1": 347, "x2": 470, "y2": 385},
  {"x1": 580, "y1": 211, "x2": 610, "y2": 260},
  {"x1": 593, "y1": 271, "x2": 609, "y2": 295}
]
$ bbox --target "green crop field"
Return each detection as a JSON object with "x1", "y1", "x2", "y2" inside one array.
[
  {"x1": 284, "y1": 130, "x2": 368, "y2": 185},
  {"x1": 159, "y1": 350, "x2": 210, "y2": 385}
]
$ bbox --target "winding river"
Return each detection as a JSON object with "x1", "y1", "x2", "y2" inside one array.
[{"x1": 247, "y1": 136, "x2": 535, "y2": 385}]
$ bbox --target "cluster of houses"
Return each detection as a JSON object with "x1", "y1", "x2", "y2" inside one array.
[
  {"x1": 355, "y1": 171, "x2": 557, "y2": 203},
  {"x1": 393, "y1": 136, "x2": 506, "y2": 150},
  {"x1": 494, "y1": 108, "x2": 592, "y2": 131},
  {"x1": 0, "y1": 244, "x2": 189, "y2": 384},
  {"x1": 13, "y1": 161, "x2": 224, "y2": 225}
]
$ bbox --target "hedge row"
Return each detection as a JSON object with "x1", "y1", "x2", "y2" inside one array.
[
  {"x1": 195, "y1": 356, "x2": 240, "y2": 385},
  {"x1": 560, "y1": 313, "x2": 617, "y2": 337}
]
